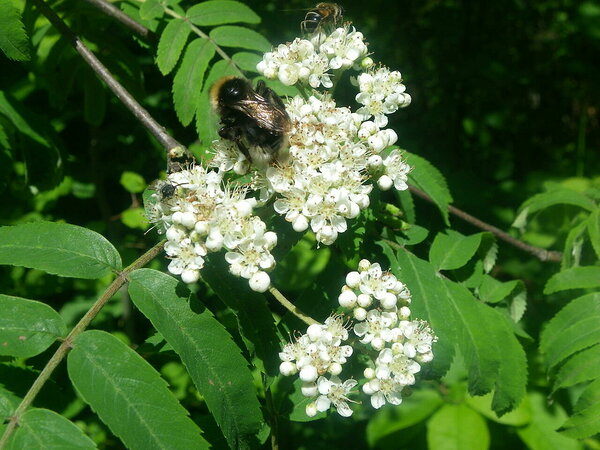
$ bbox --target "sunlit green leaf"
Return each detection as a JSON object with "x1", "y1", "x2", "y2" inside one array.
[
  {"x1": 553, "y1": 344, "x2": 600, "y2": 392},
  {"x1": 209, "y1": 26, "x2": 271, "y2": 52},
  {"x1": 427, "y1": 403, "x2": 490, "y2": 450},
  {"x1": 187, "y1": 1, "x2": 260, "y2": 26},
  {"x1": 0, "y1": 2, "x2": 30, "y2": 61},
  {"x1": 6, "y1": 408, "x2": 95, "y2": 450},
  {"x1": 587, "y1": 209, "x2": 600, "y2": 259},
  {"x1": 67, "y1": 330, "x2": 208, "y2": 449},
  {"x1": 404, "y1": 151, "x2": 453, "y2": 225},
  {"x1": 173, "y1": 38, "x2": 215, "y2": 126},
  {"x1": 429, "y1": 231, "x2": 483, "y2": 271},
  {"x1": 128, "y1": 269, "x2": 263, "y2": 449},
  {"x1": 0, "y1": 222, "x2": 122, "y2": 278},
  {"x1": 232, "y1": 52, "x2": 262, "y2": 73},
  {"x1": 517, "y1": 391, "x2": 581, "y2": 450},
  {"x1": 120, "y1": 171, "x2": 146, "y2": 193},
  {"x1": 157, "y1": 19, "x2": 191, "y2": 75},
  {"x1": 0, "y1": 295, "x2": 66, "y2": 357},
  {"x1": 560, "y1": 378, "x2": 600, "y2": 439},
  {"x1": 366, "y1": 389, "x2": 443, "y2": 447},
  {"x1": 544, "y1": 267, "x2": 600, "y2": 294},
  {"x1": 540, "y1": 293, "x2": 600, "y2": 370},
  {"x1": 140, "y1": 0, "x2": 164, "y2": 20}
]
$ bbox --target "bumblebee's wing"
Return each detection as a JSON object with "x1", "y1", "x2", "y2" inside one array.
[{"x1": 231, "y1": 94, "x2": 290, "y2": 133}]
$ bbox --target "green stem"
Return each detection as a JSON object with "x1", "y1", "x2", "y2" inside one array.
[
  {"x1": 0, "y1": 240, "x2": 166, "y2": 449},
  {"x1": 268, "y1": 286, "x2": 318, "y2": 326}
]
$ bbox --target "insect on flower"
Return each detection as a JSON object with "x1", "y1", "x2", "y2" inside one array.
[
  {"x1": 301, "y1": 3, "x2": 345, "y2": 35},
  {"x1": 210, "y1": 76, "x2": 291, "y2": 168}
]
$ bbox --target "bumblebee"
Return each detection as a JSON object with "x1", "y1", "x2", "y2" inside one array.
[
  {"x1": 210, "y1": 76, "x2": 291, "y2": 168},
  {"x1": 301, "y1": 3, "x2": 345, "y2": 35}
]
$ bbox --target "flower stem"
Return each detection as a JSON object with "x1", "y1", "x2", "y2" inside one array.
[
  {"x1": 268, "y1": 286, "x2": 318, "y2": 326},
  {"x1": 0, "y1": 240, "x2": 166, "y2": 449}
]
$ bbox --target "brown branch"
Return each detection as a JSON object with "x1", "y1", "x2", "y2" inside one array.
[
  {"x1": 0, "y1": 240, "x2": 166, "y2": 449},
  {"x1": 408, "y1": 185, "x2": 563, "y2": 263},
  {"x1": 83, "y1": 0, "x2": 154, "y2": 40},
  {"x1": 32, "y1": 0, "x2": 192, "y2": 173}
]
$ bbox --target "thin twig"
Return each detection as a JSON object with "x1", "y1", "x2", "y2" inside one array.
[
  {"x1": 408, "y1": 185, "x2": 563, "y2": 262},
  {"x1": 0, "y1": 240, "x2": 166, "y2": 449},
  {"x1": 268, "y1": 286, "x2": 318, "y2": 326},
  {"x1": 32, "y1": 0, "x2": 192, "y2": 173},
  {"x1": 83, "y1": 0, "x2": 154, "y2": 40}
]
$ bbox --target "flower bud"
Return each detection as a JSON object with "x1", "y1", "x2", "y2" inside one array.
[
  {"x1": 249, "y1": 271, "x2": 270, "y2": 293},
  {"x1": 299, "y1": 365, "x2": 318, "y2": 382}
]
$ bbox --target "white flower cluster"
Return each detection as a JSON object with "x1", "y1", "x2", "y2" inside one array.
[
  {"x1": 279, "y1": 315, "x2": 357, "y2": 417},
  {"x1": 257, "y1": 26, "x2": 369, "y2": 88},
  {"x1": 340, "y1": 259, "x2": 436, "y2": 409},
  {"x1": 355, "y1": 66, "x2": 412, "y2": 128},
  {"x1": 279, "y1": 260, "x2": 436, "y2": 417},
  {"x1": 147, "y1": 166, "x2": 276, "y2": 292}
]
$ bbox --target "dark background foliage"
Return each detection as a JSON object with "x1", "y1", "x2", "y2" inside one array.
[{"x1": 1, "y1": 0, "x2": 599, "y2": 448}]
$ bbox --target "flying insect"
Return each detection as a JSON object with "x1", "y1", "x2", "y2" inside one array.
[{"x1": 301, "y1": 3, "x2": 345, "y2": 35}]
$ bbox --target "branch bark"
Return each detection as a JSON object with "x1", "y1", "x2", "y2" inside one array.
[
  {"x1": 408, "y1": 185, "x2": 563, "y2": 262},
  {"x1": 83, "y1": 0, "x2": 154, "y2": 40},
  {"x1": 0, "y1": 240, "x2": 166, "y2": 449},
  {"x1": 32, "y1": 0, "x2": 192, "y2": 173}
]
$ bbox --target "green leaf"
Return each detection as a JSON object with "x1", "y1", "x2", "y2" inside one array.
[
  {"x1": 0, "y1": 222, "x2": 122, "y2": 279},
  {"x1": 560, "y1": 378, "x2": 600, "y2": 439},
  {"x1": 187, "y1": 1, "x2": 260, "y2": 26},
  {"x1": 157, "y1": 19, "x2": 191, "y2": 75},
  {"x1": 201, "y1": 257, "x2": 281, "y2": 377},
  {"x1": 209, "y1": 26, "x2": 271, "y2": 52},
  {"x1": 540, "y1": 293, "x2": 600, "y2": 370},
  {"x1": 140, "y1": 0, "x2": 164, "y2": 20},
  {"x1": 121, "y1": 208, "x2": 148, "y2": 230},
  {"x1": 517, "y1": 391, "x2": 581, "y2": 450},
  {"x1": 519, "y1": 188, "x2": 596, "y2": 217},
  {"x1": 587, "y1": 209, "x2": 600, "y2": 259},
  {"x1": 404, "y1": 151, "x2": 453, "y2": 225},
  {"x1": 120, "y1": 171, "x2": 146, "y2": 193},
  {"x1": 479, "y1": 276, "x2": 519, "y2": 304},
  {"x1": 466, "y1": 393, "x2": 531, "y2": 426},
  {"x1": 232, "y1": 52, "x2": 262, "y2": 73},
  {"x1": 285, "y1": 377, "x2": 327, "y2": 422},
  {"x1": 508, "y1": 282, "x2": 527, "y2": 323},
  {"x1": 0, "y1": 91, "x2": 62, "y2": 190},
  {"x1": 6, "y1": 408, "x2": 95, "y2": 450},
  {"x1": 380, "y1": 242, "x2": 455, "y2": 377},
  {"x1": 0, "y1": 295, "x2": 67, "y2": 357},
  {"x1": 488, "y1": 308, "x2": 528, "y2": 415},
  {"x1": 366, "y1": 389, "x2": 443, "y2": 447},
  {"x1": 0, "y1": 2, "x2": 31, "y2": 61},
  {"x1": 173, "y1": 38, "x2": 215, "y2": 126},
  {"x1": 67, "y1": 330, "x2": 208, "y2": 449},
  {"x1": 385, "y1": 243, "x2": 526, "y2": 411},
  {"x1": 196, "y1": 60, "x2": 239, "y2": 146},
  {"x1": 561, "y1": 219, "x2": 587, "y2": 270},
  {"x1": 426, "y1": 403, "x2": 490, "y2": 450},
  {"x1": 429, "y1": 230, "x2": 483, "y2": 271},
  {"x1": 553, "y1": 344, "x2": 600, "y2": 392},
  {"x1": 128, "y1": 269, "x2": 263, "y2": 449},
  {"x1": 544, "y1": 267, "x2": 600, "y2": 294}
]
